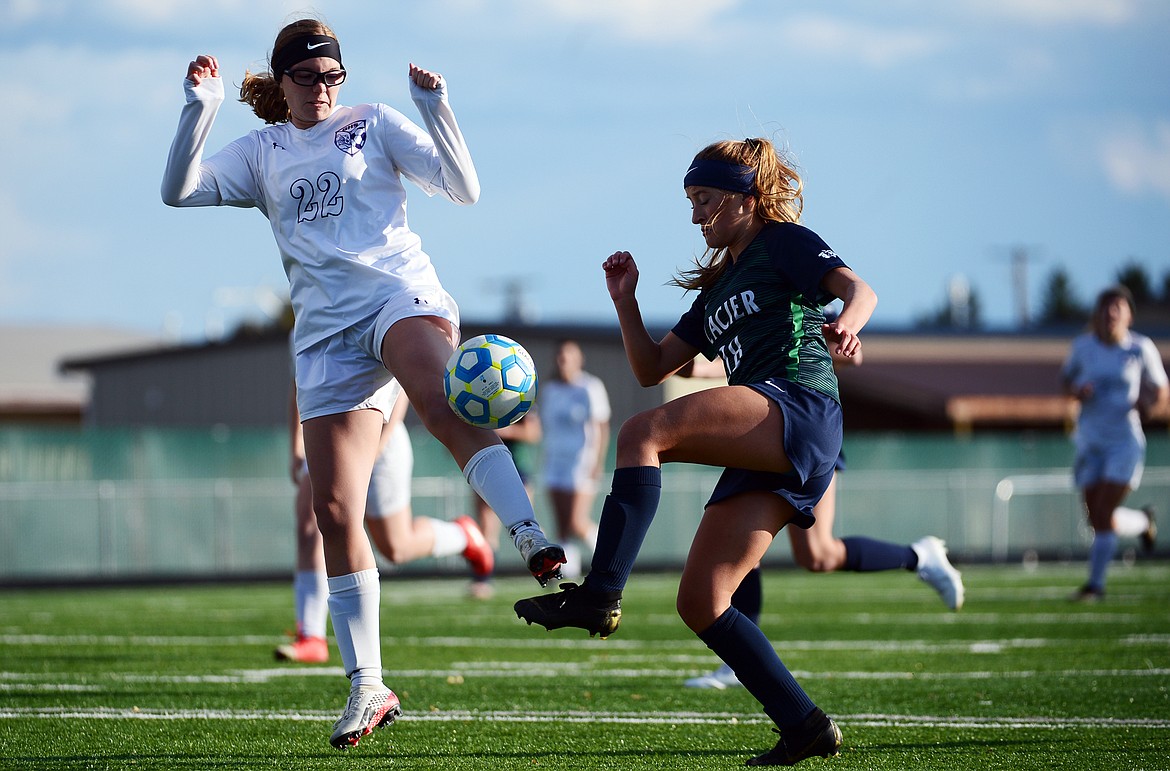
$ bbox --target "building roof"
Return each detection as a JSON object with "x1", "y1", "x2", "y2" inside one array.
[
  {"x1": 39, "y1": 322, "x2": 1170, "y2": 432},
  {"x1": 0, "y1": 324, "x2": 164, "y2": 422},
  {"x1": 837, "y1": 332, "x2": 1169, "y2": 431}
]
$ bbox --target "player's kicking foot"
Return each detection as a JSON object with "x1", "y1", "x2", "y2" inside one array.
[
  {"x1": 746, "y1": 712, "x2": 842, "y2": 766},
  {"x1": 510, "y1": 521, "x2": 566, "y2": 587},
  {"x1": 514, "y1": 582, "x2": 622, "y2": 639},
  {"x1": 1140, "y1": 505, "x2": 1157, "y2": 554},
  {"x1": 911, "y1": 536, "x2": 965, "y2": 611},
  {"x1": 1070, "y1": 584, "x2": 1105, "y2": 603},
  {"x1": 454, "y1": 515, "x2": 494, "y2": 577},
  {"x1": 329, "y1": 686, "x2": 402, "y2": 750},
  {"x1": 274, "y1": 633, "x2": 329, "y2": 664}
]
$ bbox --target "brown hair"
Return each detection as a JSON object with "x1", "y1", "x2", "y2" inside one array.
[
  {"x1": 239, "y1": 18, "x2": 337, "y2": 125},
  {"x1": 672, "y1": 137, "x2": 804, "y2": 291}
]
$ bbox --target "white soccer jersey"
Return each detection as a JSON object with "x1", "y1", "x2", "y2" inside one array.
[
  {"x1": 1062, "y1": 330, "x2": 1169, "y2": 447},
  {"x1": 540, "y1": 373, "x2": 611, "y2": 488},
  {"x1": 162, "y1": 75, "x2": 479, "y2": 353}
]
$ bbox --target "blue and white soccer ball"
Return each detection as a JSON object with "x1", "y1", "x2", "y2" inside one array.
[{"x1": 444, "y1": 334, "x2": 538, "y2": 428}]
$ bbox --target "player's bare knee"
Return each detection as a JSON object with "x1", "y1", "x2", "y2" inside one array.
[
  {"x1": 675, "y1": 587, "x2": 719, "y2": 633},
  {"x1": 615, "y1": 412, "x2": 659, "y2": 461}
]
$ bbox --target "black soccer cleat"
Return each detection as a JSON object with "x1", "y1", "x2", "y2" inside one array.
[
  {"x1": 514, "y1": 582, "x2": 622, "y2": 639},
  {"x1": 746, "y1": 715, "x2": 842, "y2": 766}
]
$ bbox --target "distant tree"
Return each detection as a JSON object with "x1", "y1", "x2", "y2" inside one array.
[
  {"x1": 1037, "y1": 267, "x2": 1086, "y2": 325},
  {"x1": 1115, "y1": 260, "x2": 1155, "y2": 305}
]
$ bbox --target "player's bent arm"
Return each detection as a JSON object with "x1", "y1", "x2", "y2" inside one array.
[
  {"x1": 409, "y1": 75, "x2": 480, "y2": 205},
  {"x1": 822, "y1": 267, "x2": 876, "y2": 333},
  {"x1": 821, "y1": 267, "x2": 877, "y2": 357},
  {"x1": 161, "y1": 77, "x2": 226, "y2": 207}
]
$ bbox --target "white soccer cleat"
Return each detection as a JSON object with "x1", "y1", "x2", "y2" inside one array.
[
  {"x1": 329, "y1": 686, "x2": 402, "y2": 750},
  {"x1": 684, "y1": 662, "x2": 742, "y2": 690},
  {"x1": 912, "y1": 536, "x2": 965, "y2": 611}
]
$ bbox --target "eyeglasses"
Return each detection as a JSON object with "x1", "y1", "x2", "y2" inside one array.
[{"x1": 284, "y1": 69, "x2": 347, "y2": 88}]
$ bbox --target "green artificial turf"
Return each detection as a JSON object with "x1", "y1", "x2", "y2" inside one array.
[{"x1": 1, "y1": 563, "x2": 1167, "y2": 769}]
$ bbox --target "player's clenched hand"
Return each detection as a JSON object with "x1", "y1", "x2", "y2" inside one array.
[
  {"x1": 602, "y1": 251, "x2": 640, "y2": 302},
  {"x1": 187, "y1": 54, "x2": 219, "y2": 85},
  {"x1": 409, "y1": 63, "x2": 443, "y2": 90},
  {"x1": 823, "y1": 320, "x2": 862, "y2": 358}
]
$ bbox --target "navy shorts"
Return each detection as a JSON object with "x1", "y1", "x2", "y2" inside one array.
[{"x1": 706, "y1": 379, "x2": 843, "y2": 529}]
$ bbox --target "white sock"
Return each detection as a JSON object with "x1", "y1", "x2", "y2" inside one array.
[
  {"x1": 327, "y1": 569, "x2": 383, "y2": 689},
  {"x1": 562, "y1": 543, "x2": 582, "y2": 579},
  {"x1": 429, "y1": 517, "x2": 468, "y2": 558},
  {"x1": 1113, "y1": 507, "x2": 1150, "y2": 538},
  {"x1": 462, "y1": 445, "x2": 537, "y2": 531},
  {"x1": 584, "y1": 524, "x2": 599, "y2": 552},
  {"x1": 295, "y1": 570, "x2": 329, "y2": 639}
]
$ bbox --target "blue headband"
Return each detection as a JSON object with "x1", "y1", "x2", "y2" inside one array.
[
  {"x1": 271, "y1": 34, "x2": 344, "y2": 76},
  {"x1": 683, "y1": 159, "x2": 756, "y2": 194}
]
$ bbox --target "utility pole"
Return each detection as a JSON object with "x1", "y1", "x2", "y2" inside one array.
[{"x1": 1011, "y1": 246, "x2": 1031, "y2": 329}]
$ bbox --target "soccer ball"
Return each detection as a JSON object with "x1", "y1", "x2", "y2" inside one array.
[{"x1": 444, "y1": 334, "x2": 538, "y2": 428}]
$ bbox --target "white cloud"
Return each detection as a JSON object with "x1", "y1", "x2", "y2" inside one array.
[
  {"x1": 1100, "y1": 121, "x2": 1170, "y2": 201},
  {"x1": 777, "y1": 14, "x2": 947, "y2": 68},
  {"x1": 929, "y1": 46, "x2": 1057, "y2": 102},
  {"x1": 523, "y1": 0, "x2": 740, "y2": 42},
  {"x1": 958, "y1": 0, "x2": 1136, "y2": 25}
]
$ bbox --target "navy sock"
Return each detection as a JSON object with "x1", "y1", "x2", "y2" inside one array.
[
  {"x1": 697, "y1": 606, "x2": 817, "y2": 730},
  {"x1": 841, "y1": 536, "x2": 917, "y2": 572},
  {"x1": 583, "y1": 466, "x2": 662, "y2": 594},
  {"x1": 731, "y1": 567, "x2": 763, "y2": 625}
]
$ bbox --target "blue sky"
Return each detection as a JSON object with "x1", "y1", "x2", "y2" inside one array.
[{"x1": 2, "y1": 0, "x2": 1168, "y2": 341}]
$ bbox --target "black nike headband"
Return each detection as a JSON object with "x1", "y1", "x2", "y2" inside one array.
[{"x1": 271, "y1": 34, "x2": 344, "y2": 77}]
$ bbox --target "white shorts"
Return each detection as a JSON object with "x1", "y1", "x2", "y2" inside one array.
[
  {"x1": 295, "y1": 285, "x2": 459, "y2": 422},
  {"x1": 543, "y1": 450, "x2": 598, "y2": 493},
  {"x1": 366, "y1": 420, "x2": 413, "y2": 518},
  {"x1": 1074, "y1": 440, "x2": 1144, "y2": 490}
]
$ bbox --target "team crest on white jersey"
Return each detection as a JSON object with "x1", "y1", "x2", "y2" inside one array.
[
  {"x1": 818, "y1": 249, "x2": 839, "y2": 260},
  {"x1": 335, "y1": 120, "x2": 367, "y2": 156}
]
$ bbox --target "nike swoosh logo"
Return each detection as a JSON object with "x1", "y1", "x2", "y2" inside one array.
[{"x1": 307, "y1": 41, "x2": 330, "y2": 49}]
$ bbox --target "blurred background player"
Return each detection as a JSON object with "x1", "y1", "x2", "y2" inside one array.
[
  {"x1": 679, "y1": 341, "x2": 963, "y2": 689},
  {"x1": 1061, "y1": 284, "x2": 1167, "y2": 602},
  {"x1": 277, "y1": 385, "x2": 492, "y2": 662},
  {"x1": 539, "y1": 340, "x2": 611, "y2": 577}
]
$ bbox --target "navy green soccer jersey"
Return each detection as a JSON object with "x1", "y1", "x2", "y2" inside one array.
[{"x1": 671, "y1": 221, "x2": 846, "y2": 401}]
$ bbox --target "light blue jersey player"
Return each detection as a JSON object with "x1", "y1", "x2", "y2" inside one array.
[{"x1": 1061, "y1": 285, "x2": 1167, "y2": 601}]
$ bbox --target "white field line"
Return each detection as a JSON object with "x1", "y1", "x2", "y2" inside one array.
[
  {"x1": 1, "y1": 664, "x2": 1167, "y2": 687},
  {"x1": 3, "y1": 633, "x2": 1163, "y2": 651},
  {"x1": 0, "y1": 706, "x2": 1167, "y2": 731}
]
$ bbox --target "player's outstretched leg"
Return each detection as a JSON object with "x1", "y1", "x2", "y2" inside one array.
[
  {"x1": 514, "y1": 582, "x2": 622, "y2": 638},
  {"x1": 911, "y1": 536, "x2": 965, "y2": 610},
  {"x1": 329, "y1": 685, "x2": 402, "y2": 750}
]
